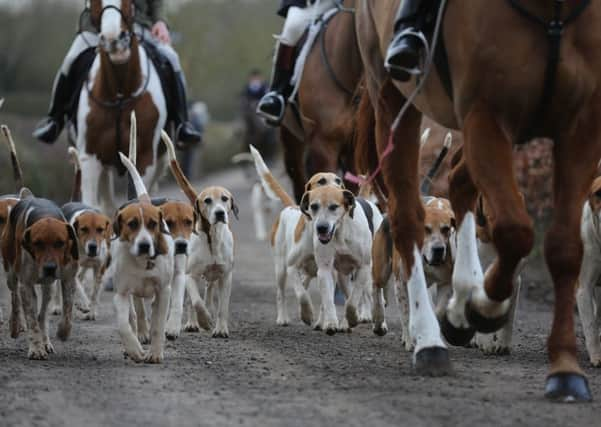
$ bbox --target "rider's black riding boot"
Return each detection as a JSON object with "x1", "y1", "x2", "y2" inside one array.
[
  {"x1": 385, "y1": 0, "x2": 428, "y2": 82},
  {"x1": 33, "y1": 73, "x2": 72, "y2": 144},
  {"x1": 172, "y1": 71, "x2": 202, "y2": 149},
  {"x1": 256, "y1": 43, "x2": 296, "y2": 126}
]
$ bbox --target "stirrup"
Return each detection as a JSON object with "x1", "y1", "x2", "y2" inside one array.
[
  {"x1": 385, "y1": 29, "x2": 430, "y2": 78},
  {"x1": 256, "y1": 91, "x2": 286, "y2": 125}
]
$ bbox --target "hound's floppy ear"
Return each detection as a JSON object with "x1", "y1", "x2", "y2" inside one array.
[
  {"x1": 67, "y1": 224, "x2": 79, "y2": 261},
  {"x1": 22, "y1": 227, "x2": 33, "y2": 256},
  {"x1": 113, "y1": 213, "x2": 122, "y2": 237},
  {"x1": 450, "y1": 216, "x2": 457, "y2": 229},
  {"x1": 192, "y1": 209, "x2": 199, "y2": 234},
  {"x1": 72, "y1": 219, "x2": 80, "y2": 234},
  {"x1": 104, "y1": 219, "x2": 113, "y2": 241},
  {"x1": 343, "y1": 190, "x2": 356, "y2": 218},
  {"x1": 300, "y1": 191, "x2": 312, "y2": 219},
  {"x1": 230, "y1": 196, "x2": 239, "y2": 220}
]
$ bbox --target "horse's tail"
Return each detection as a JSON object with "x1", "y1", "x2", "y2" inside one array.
[
  {"x1": 249, "y1": 145, "x2": 295, "y2": 207},
  {"x1": 118, "y1": 113, "x2": 151, "y2": 203},
  {"x1": 1, "y1": 125, "x2": 24, "y2": 192},
  {"x1": 67, "y1": 147, "x2": 82, "y2": 202},
  {"x1": 354, "y1": 90, "x2": 377, "y2": 178},
  {"x1": 160, "y1": 130, "x2": 199, "y2": 205}
]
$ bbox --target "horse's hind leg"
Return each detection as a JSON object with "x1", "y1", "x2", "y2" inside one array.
[
  {"x1": 544, "y1": 111, "x2": 601, "y2": 402},
  {"x1": 280, "y1": 127, "x2": 306, "y2": 203},
  {"x1": 376, "y1": 81, "x2": 450, "y2": 375}
]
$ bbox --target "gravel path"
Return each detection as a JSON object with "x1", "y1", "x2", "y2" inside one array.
[{"x1": 1, "y1": 167, "x2": 600, "y2": 427}]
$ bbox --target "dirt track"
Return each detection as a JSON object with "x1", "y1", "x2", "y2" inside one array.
[{"x1": 1, "y1": 167, "x2": 601, "y2": 427}]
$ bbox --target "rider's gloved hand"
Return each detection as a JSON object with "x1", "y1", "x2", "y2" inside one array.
[{"x1": 151, "y1": 21, "x2": 171, "y2": 44}]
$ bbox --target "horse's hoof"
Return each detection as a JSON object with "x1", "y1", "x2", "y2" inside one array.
[
  {"x1": 414, "y1": 347, "x2": 452, "y2": 377},
  {"x1": 545, "y1": 373, "x2": 592, "y2": 403},
  {"x1": 465, "y1": 297, "x2": 509, "y2": 334},
  {"x1": 440, "y1": 313, "x2": 475, "y2": 346}
]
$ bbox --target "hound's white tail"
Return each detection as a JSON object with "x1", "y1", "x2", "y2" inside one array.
[
  {"x1": 420, "y1": 127, "x2": 431, "y2": 147},
  {"x1": 128, "y1": 111, "x2": 137, "y2": 165},
  {"x1": 160, "y1": 130, "x2": 199, "y2": 205},
  {"x1": 119, "y1": 113, "x2": 150, "y2": 203},
  {"x1": 1, "y1": 125, "x2": 24, "y2": 191},
  {"x1": 249, "y1": 145, "x2": 295, "y2": 207},
  {"x1": 67, "y1": 147, "x2": 82, "y2": 202}
]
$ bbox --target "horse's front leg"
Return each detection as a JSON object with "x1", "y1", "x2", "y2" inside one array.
[
  {"x1": 445, "y1": 110, "x2": 533, "y2": 346},
  {"x1": 544, "y1": 111, "x2": 601, "y2": 401},
  {"x1": 376, "y1": 84, "x2": 449, "y2": 375}
]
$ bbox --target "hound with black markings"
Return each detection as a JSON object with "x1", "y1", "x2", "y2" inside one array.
[
  {"x1": 1, "y1": 195, "x2": 79, "y2": 360},
  {"x1": 250, "y1": 145, "x2": 382, "y2": 334},
  {"x1": 162, "y1": 131, "x2": 235, "y2": 338}
]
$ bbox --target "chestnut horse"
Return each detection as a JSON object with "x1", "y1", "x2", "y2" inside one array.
[
  {"x1": 356, "y1": 0, "x2": 601, "y2": 401},
  {"x1": 76, "y1": 0, "x2": 167, "y2": 214},
  {"x1": 281, "y1": 0, "x2": 362, "y2": 201}
]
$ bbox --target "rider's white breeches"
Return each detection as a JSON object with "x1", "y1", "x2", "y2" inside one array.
[{"x1": 279, "y1": 0, "x2": 337, "y2": 46}]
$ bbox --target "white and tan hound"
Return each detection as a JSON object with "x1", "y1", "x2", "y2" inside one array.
[{"x1": 162, "y1": 131, "x2": 235, "y2": 338}]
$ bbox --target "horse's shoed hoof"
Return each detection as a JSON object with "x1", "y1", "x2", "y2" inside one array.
[
  {"x1": 545, "y1": 373, "x2": 592, "y2": 403},
  {"x1": 465, "y1": 296, "x2": 510, "y2": 334},
  {"x1": 414, "y1": 347, "x2": 452, "y2": 377},
  {"x1": 440, "y1": 312, "x2": 475, "y2": 346}
]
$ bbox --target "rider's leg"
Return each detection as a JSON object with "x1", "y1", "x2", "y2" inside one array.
[
  {"x1": 385, "y1": 0, "x2": 431, "y2": 82},
  {"x1": 154, "y1": 42, "x2": 202, "y2": 147},
  {"x1": 33, "y1": 32, "x2": 99, "y2": 144}
]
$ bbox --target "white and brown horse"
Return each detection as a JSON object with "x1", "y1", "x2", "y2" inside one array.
[
  {"x1": 76, "y1": 0, "x2": 167, "y2": 214},
  {"x1": 356, "y1": 0, "x2": 601, "y2": 401}
]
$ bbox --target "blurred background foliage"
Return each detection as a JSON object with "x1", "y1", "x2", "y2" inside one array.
[{"x1": 0, "y1": 0, "x2": 280, "y2": 201}]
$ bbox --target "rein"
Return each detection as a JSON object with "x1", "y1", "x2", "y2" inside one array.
[
  {"x1": 506, "y1": 0, "x2": 591, "y2": 141},
  {"x1": 320, "y1": 5, "x2": 357, "y2": 98}
]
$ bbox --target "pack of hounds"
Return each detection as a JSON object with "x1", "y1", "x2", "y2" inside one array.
[{"x1": 1, "y1": 112, "x2": 601, "y2": 369}]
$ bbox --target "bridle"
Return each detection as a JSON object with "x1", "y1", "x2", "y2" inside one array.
[{"x1": 96, "y1": 4, "x2": 134, "y2": 54}]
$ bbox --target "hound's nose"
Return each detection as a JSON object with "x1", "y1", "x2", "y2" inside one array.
[
  {"x1": 138, "y1": 242, "x2": 151, "y2": 255},
  {"x1": 215, "y1": 210, "x2": 226, "y2": 223},
  {"x1": 42, "y1": 262, "x2": 58, "y2": 278},
  {"x1": 316, "y1": 224, "x2": 330, "y2": 235},
  {"x1": 87, "y1": 242, "x2": 98, "y2": 257},
  {"x1": 175, "y1": 241, "x2": 188, "y2": 255},
  {"x1": 431, "y1": 246, "x2": 446, "y2": 264}
]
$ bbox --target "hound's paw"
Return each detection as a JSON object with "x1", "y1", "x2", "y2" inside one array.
[
  {"x1": 401, "y1": 335, "x2": 414, "y2": 352},
  {"x1": 75, "y1": 302, "x2": 90, "y2": 314},
  {"x1": 28, "y1": 346, "x2": 49, "y2": 360},
  {"x1": 138, "y1": 333, "x2": 151, "y2": 345},
  {"x1": 313, "y1": 322, "x2": 323, "y2": 331},
  {"x1": 373, "y1": 322, "x2": 388, "y2": 337},
  {"x1": 126, "y1": 350, "x2": 145, "y2": 363},
  {"x1": 44, "y1": 341, "x2": 55, "y2": 354},
  {"x1": 299, "y1": 301, "x2": 314, "y2": 326},
  {"x1": 56, "y1": 321, "x2": 72, "y2": 341},
  {"x1": 323, "y1": 321, "x2": 339, "y2": 336},
  {"x1": 183, "y1": 322, "x2": 200, "y2": 333},
  {"x1": 345, "y1": 304, "x2": 359, "y2": 328},
  {"x1": 212, "y1": 327, "x2": 229, "y2": 339},
  {"x1": 144, "y1": 351, "x2": 164, "y2": 364},
  {"x1": 358, "y1": 313, "x2": 373, "y2": 324},
  {"x1": 475, "y1": 332, "x2": 511, "y2": 355},
  {"x1": 50, "y1": 306, "x2": 62, "y2": 316},
  {"x1": 337, "y1": 318, "x2": 352, "y2": 333},
  {"x1": 276, "y1": 317, "x2": 290, "y2": 327},
  {"x1": 82, "y1": 311, "x2": 97, "y2": 321},
  {"x1": 165, "y1": 327, "x2": 180, "y2": 341},
  {"x1": 589, "y1": 350, "x2": 601, "y2": 368}
]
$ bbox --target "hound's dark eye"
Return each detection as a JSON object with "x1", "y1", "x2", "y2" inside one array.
[
  {"x1": 128, "y1": 219, "x2": 139, "y2": 230},
  {"x1": 147, "y1": 220, "x2": 158, "y2": 230},
  {"x1": 54, "y1": 240, "x2": 65, "y2": 249},
  {"x1": 595, "y1": 190, "x2": 601, "y2": 198},
  {"x1": 328, "y1": 204, "x2": 339, "y2": 212},
  {"x1": 425, "y1": 225, "x2": 432, "y2": 234},
  {"x1": 184, "y1": 219, "x2": 193, "y2": 227},
  {"x1": 318, "y1": 178, "x2": 327, "y2": 186},
  {"x1": 81, "y1": 227, "x2": 90, "y2": 234},
  {"x1": 221, "y1": 195, "x2": 229, "y2": 202},
  {"x1": 335, "y1": 178, "x2": 342, "y2": 185},
  {"x1": 440, "y1": 226, "x2": 451, "y2": 235},
  {"x1": 96, "y1": 227, "x2": 104, "y2": 234},
  {"x1": 166, "y1": 220, "x2": 175, "y2": 229},
  {"x1": 310, "y1": 203, "x2": 319, "y2": 212},
  {"x1": 204, "y1": 198, "x2": 212, "y2": 205},
  {"x1": 34, "y1": 240, "x2": 44, "y2": 249}
]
